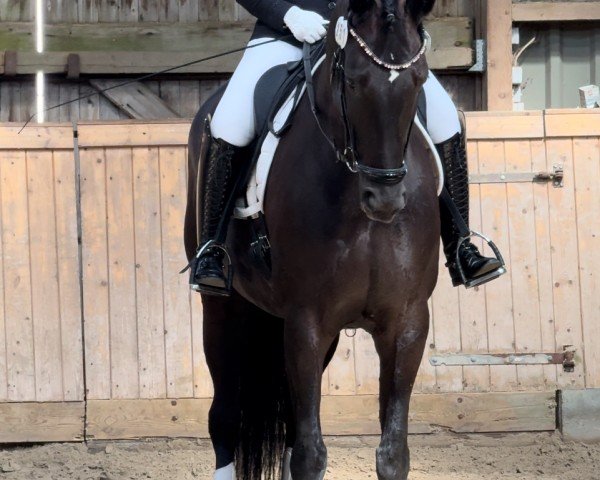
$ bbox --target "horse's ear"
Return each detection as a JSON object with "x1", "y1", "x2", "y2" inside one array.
[
  {"x1": 407, "y1": 0, "x2": 436, "y2": 21},
  {"x1": 349, "y1": 0, "x2": 375, "y2": 16}
]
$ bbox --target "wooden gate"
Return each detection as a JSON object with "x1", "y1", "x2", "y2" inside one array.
[{"x1": 0, "y1": 110, "x2": 598, "y2": 441}]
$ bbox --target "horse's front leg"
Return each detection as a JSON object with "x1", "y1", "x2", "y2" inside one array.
[
  {"x1": 285, "y1": 309, "x2": 335, "y2": 480},
  {"x1": 372, "y1": 302, "x2": 430, "y2": 480}
]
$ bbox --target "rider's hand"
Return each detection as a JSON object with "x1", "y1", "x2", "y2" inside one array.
[{"x1": 284, "y1": 6, "x2": 328, "y2": 44}]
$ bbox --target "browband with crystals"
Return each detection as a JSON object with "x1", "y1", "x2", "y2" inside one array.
[{"x1": 348, "y1": 27, "x2": 430, "y2": 71}]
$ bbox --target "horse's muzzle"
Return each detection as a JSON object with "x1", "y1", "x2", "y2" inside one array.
[{"x1": 360, "y1": 182, "x2": 407, "y2": 223}]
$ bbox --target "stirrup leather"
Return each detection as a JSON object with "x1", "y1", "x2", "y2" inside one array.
[
  {"x1": 190, "y1": 240, "x2": 234, "y2": 296},
  {"x1": 456, "y1": 231, "x2": 506, "y2": 288}
]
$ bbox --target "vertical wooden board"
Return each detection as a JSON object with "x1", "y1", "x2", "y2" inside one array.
[
  {"x1": 0, "y1": 84, "x2": 10, "y2": 122},
  {"x1": 139, "y1": 0, "x2": 159, "y2": 20},
  {"x1": 0, "y1": 0, "x2": 21, "y2": 20},
  {"x1": 431, "y1": 254, "x2": 463, "y2": 393},
  {"x1": 80, "y1": 85, "x2": 100, "y2": 121},
  {"x1": 504, "y1": 140, "x2": 544, "y2": 391},
  {"x1": 45, "y1": 83, "x2": 61, "y2": 123},
  {"x1": 415, "y1": 298, "x2": 436, "y2": 394},
  {"x1": 530, "y1": 140, "x2": 558, "y2": 388},
  {"x1": 132, "y1": 147, "x2": 167, "y2": 399},
  {"x1": 59, "y1": 84, "x2": 80, "y2": 123},
  {"x1": 54, "y1": 150, "x2": 85, "y2": 401},
  {"x1": 179, "y1": 0, "x2": 198, "y2": 22},
  {"x1": 159, "y1": 146, "x2": 194, "y2": 398},
  {"x1": 460, "y1": 141, "x2": 490, "y2": 393},
  {"x1": 191, "y1": 294, "x2": 213, "y2": 398},
  {"x1": 328, "y1": 333, "x2": 356, "y2": 396},
  {"x1": 573, "y1": 138, "x2": 600, "y2": 388},
  {"x1": 0, "y1": 150, "x2": 6, "y2": 401},
  {"x1": 159, "y1": 0, "x2": 178, "y2": 21},
  {"x1": 20, "y1": 0, "x2": 34, "y2": 20},
  {"x1": 1, "y1": 150, "x2": 35, "y2": 401},
  {"x1": 98, "y1": 0, "x2": 120, "y2": 21},
  {"x1": 179, "y1": 82, "x2": 201, "y2": 119},
  {"x1": 119, "y1": 0, "x2": 139, "y2": 21},
  {"x1": 432, "y1": 0, "x2": 458, "y2": 17},
  {"x1": 321, "y1": 366, "x2": 330, "y2": 396},
  {"x1": 546, "y1": 139, "x2": 585, "y2": 389},
  {"x1": 218, "y1": 0, "x2": 236, "y2": 21},
  {"x1": 199, "y1": 79, "x2": 225, "y2": 106},
  {"x1": 20, "y1": 82, "x2": 35, "y2": 123},
  {"x1": 159, "y1": 82, "x2": 182, "y2": 117},
  {"x1": 47, "y1": 0, "x2": 79, "y2": 22},
  {"x1": 27, "y1": 150, "x2": 64, "y2": 402},
  {"x1": 235, "y1": 2, "x2": 253, "y2": 21},
  {"x1": 485, "y1": 0, "x2": 512, "y2": 110},
  {"x1": 354, "y1": 329, "x2": 379, "y2": 395},
  {"x1": 5, "y1": 82, "x2": 21, "y2": 122},
  {"x1": 80, "y1": 147, "x2": 111, "y2": 400},
  {"x1": 106, "y1": 148, "x2": 139, "y2": 399},
  {"x1": 477, "y1": 140, "x2": 517, "y2": 391},
  {"x1": 199, "y1": 0, "x2": 219, "y2": 20},
  {"x1": 78, "y1": 0, "x2": 99, "y2": 22}
]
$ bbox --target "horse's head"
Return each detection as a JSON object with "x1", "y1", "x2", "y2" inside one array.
[{"x1": 323, "y1": 0, "x2": 434, "y2": 223}]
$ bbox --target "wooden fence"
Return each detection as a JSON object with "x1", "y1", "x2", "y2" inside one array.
[{"x1": 0, "y1": 110, "x2": 598, "y2": 442}]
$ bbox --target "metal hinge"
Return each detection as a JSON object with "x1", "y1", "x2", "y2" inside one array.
[
  {"x1": 468, "y1": 39, "x2": 486, "y2": 73},
  {"x1": 469, "y1": 164, "x2": 564, "y2": 188},
  {"x1": 430, "y1": 346, "x2": 576, "y2": 372}
]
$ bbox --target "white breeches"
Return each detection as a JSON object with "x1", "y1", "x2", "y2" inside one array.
[
  {"x1": 211, "y1": 39, "x2": 304, "y2": 147},
  {"x1": 211, "y1": 39, "x2": 461, "y2": 147}
]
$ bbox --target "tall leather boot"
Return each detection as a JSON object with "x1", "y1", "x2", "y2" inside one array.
[
  {"x1": 190, "y1": 137, "x2": 240, "y2": 296},
  {"x1": 437, "y1": 131, "x2": 505, "y2": 287}
]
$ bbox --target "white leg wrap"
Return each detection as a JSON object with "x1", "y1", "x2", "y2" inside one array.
[
  {"x1": 282, "y1": 448, "x2": 293, "y2": 480},
  {"x1": 213, "y1": 462, "x2": 235, "y2": 480},
  {"x1": 422, "y1": 70, "x2": 462, "y2": 144}
]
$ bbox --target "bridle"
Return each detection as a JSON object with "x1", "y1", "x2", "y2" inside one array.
[{"x1": 303, "y1": 15, "x2": 428, "y2": 185}]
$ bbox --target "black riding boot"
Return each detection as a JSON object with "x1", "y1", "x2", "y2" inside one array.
[
  {"x1": 437, "y1": 131, "x2": 505, "y2": 288},
  {"x1": 189, "y1": 137, "x2": 240, "y2": 296}
]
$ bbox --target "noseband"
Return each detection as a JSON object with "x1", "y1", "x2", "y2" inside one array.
[{"x1": 303, "y1": 20, "x2": 428, "y2": 185}]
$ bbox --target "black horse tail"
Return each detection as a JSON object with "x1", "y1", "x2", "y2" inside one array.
[{"x1": 235, "y1": 308, "x2": 288, "y2": 480}]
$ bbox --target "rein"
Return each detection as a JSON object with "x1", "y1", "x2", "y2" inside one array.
[{"x1": 304, "y1": 20, "x2": 428, "y2": 185}]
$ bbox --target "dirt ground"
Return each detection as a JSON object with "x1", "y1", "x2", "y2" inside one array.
[{"x1": 0, "y1": 432, "x2": 598, "y2": 480}]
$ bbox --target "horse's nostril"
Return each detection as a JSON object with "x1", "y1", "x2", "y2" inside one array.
[{"x1": 362, "y1": 189, "x2": 376, "y2": 209}]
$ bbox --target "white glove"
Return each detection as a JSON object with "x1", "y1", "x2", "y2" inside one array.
[{"x1": 284, "y1": 6, "x2": 328, "y2": 44}]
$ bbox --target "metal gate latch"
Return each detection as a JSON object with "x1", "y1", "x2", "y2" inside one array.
[
  {"x1": 430, "y1": 347, "x2": 576, "y2": 372},
  {"x1": 469, "y1": 164, "x2": 564, "y2": 188},
  {"x1": 533, "y1": 164, "x2": 564, "y2": 188}
]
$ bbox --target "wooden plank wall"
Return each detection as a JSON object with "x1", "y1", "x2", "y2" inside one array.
[
  {"x1": 1, "y1": 109, "x2": 597, "y2": 440},
  {"x1": 0, "y1": 79, "x2": 226, "y2": 123},
  {"x1": 77, "y1": 121, "x2": 213, "y2": 401},
  {"x1": 0, "y1": 124, "x2": 84, "y2": 441},
  {"x1": 0, "y1": 0, "x2": 483, "y2": 121}
]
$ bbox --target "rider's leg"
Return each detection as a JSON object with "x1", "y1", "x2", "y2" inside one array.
[
  {"x1": 423, "y1": 71, "x2": 505, "y2": 287},
  {"x1": 191, "y1": 39, "x2": 302, "y2": 295}
]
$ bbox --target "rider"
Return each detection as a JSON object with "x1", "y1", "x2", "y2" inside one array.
[{"x1": 190, "y1": 0, "x2": 505, "y2": 296}]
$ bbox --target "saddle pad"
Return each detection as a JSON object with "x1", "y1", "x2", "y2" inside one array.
[{"x1": 233, "y1": 62, "x2": 444, "y2": 220}]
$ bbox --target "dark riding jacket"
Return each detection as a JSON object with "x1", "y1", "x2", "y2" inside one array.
[{"x1": 238, "y1": 0, "x2": 333, "y2": 42}]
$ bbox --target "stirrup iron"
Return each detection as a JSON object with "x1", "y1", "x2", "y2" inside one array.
[
  {"x1": 190, "y1": 240, "x2": 234, "y2": 296},
  {"x1": 456, "y1": 231, "x2": 506, "y2": 289}
]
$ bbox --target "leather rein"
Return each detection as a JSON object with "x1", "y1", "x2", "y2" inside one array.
[{"x1": 303, "y1": 20, "x2": 428, "y2": 185}]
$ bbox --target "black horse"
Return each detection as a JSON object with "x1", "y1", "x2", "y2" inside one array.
[{"x1": 184, "y1": 0, "x2": 438, "y2": 478}]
